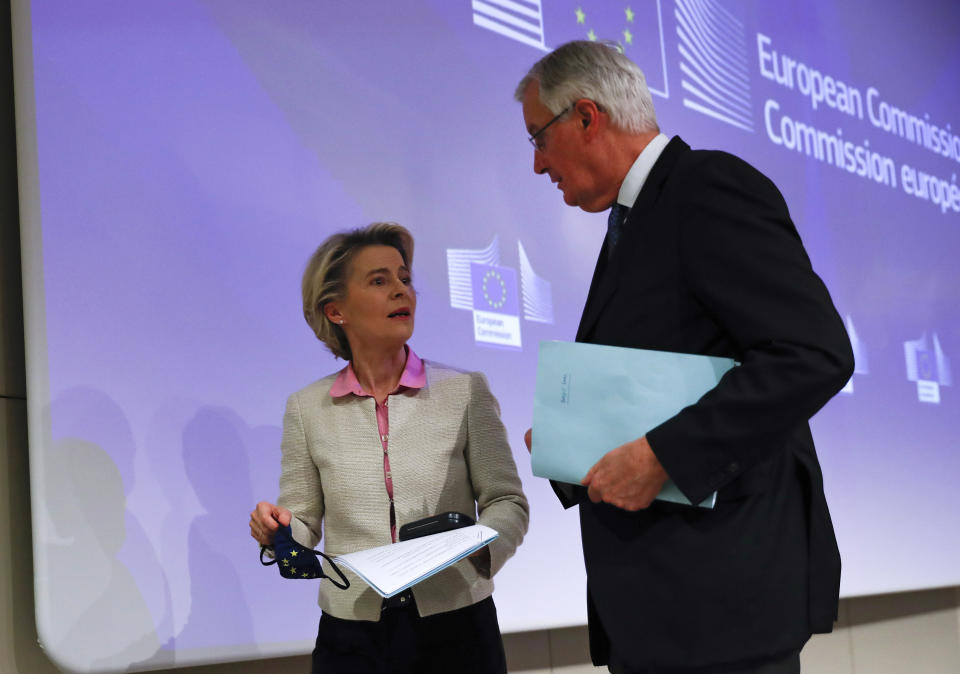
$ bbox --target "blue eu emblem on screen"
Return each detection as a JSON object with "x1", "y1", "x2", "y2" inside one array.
[
  {"x1": 917, "y1": 349, "x2": 935, "y2": 381},
  {"x1": 446, "y1": 236, "x2": 553, "y2": 349},
  {"x1": 472, "y1": 264, "x2": 519, "y2": 315},
  {"x1": 904, "y1": 333, "x2": 952, "y2": 404},
  {"x1": 470, "y1": 262, "x2": 521, "y2": 348}
]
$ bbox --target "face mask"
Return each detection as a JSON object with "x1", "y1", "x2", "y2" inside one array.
[{"x1": 259, "y1": 523, "x2": 350, "y2": 589}]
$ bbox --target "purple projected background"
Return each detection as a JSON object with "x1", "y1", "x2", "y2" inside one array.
[{"x1": 15, "y1": 0, "x2": 960, "y2": 671}]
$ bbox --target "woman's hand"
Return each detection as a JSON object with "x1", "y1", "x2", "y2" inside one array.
[{"x1": 249, "y1": 501, "x2": 292, "y2": 546}]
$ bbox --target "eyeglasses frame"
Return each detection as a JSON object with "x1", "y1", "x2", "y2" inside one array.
[{"x1": 527, "y1": 104, "x2": 574, "y2": 151}]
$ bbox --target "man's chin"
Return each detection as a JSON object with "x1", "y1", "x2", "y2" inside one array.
[
  {"x1": 562, "y1": 191, "x2": 607, "y2": 213},
  {"x1": 578, "y1": 202, "x2": 609, "y2": 214}
]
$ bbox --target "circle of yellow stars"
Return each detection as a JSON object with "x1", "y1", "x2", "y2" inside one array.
[
  {"x1": 576, "y1": 6, "x2": 636, "y2": 49},
  {"x1": 482, "y1": 270, "x2": 507, "y2": 309}
]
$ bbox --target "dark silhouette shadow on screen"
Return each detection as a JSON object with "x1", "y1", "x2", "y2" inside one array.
[
  {"x1": 172, "y1": 406, "x2": 260, "y2": 651},
  {"x1": 36, "y1": 387, "x2": 171, "y2": 671},
  {"x1": 46, "y1": 387, "x2": 174, "y2": 648},
  {"x1": 40, "y1": 435, "x2": 160, "y2": 671}
]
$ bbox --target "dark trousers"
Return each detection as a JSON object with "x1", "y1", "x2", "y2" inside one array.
[
  {"x1": 609, "y1": 649, "x2": 801, "y2": 674},
  {"x1": 311, "y1": 596, "x2": 507, "y2": 674}
]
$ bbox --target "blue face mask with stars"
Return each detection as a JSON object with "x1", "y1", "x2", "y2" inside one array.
[{"x1": 260, "y1": 523, "x2": 350, "y2": 589}]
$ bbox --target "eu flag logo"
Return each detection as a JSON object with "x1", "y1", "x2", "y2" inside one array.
[
  {"x1": 471, "y1": 263, "x2": 520, "y2": 315},
  {"x1": 470, "y1": 263, "x2": 522, "y2": 348},
  {"x1": 542, "y1": 1, "x2": 668, "y2": 97},
  {"x1": 904, "y1": 333, "x2": 952, "y2": 404}
]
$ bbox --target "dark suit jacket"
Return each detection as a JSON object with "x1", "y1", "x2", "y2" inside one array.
[{"x1": 562, "y1": 136, "x2": 854, "y2": 669}]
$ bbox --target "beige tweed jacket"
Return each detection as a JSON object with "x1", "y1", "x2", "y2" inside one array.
[{"x1": 277, "y1": 360, "x2": 529, "y2": 621}]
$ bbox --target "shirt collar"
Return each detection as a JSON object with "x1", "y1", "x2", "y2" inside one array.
[
  {"x1": 616, "y1": 132, "x2": 669, "y2": 208},
  {"x1": 329, "y1": 346, "x2": 425, "y2": 398}
]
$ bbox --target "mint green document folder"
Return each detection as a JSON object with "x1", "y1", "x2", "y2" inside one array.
[{"x1": 531, "y1": 341, "x2": 736, "y2": 509}]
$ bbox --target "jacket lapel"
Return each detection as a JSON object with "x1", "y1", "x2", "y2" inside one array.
[
  {"x1": 575, "y1": 136, "x2": 690, "y2": 343},
  {"x1": 575, "y1": 238, "x2": 613, "y2": 341}
]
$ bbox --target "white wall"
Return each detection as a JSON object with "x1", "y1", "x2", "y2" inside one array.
[{"x1": 2, "y1": 4, "x2": 959, "y2": 672}]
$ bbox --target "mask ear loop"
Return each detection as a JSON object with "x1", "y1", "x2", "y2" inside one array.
[
  {"x1": 314, "y1": 550, "x2": 351, "y2": 589},
  {"x1": 260, "y1": 545, "x2": 351, "y2": 590},
  {"x1": 260, "y1": 545, "x2": 279, "y2": 567}
]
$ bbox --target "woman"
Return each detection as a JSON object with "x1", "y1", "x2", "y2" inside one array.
[{"x1": 249, "y1": 222, "x2": 528, "y2": 674}]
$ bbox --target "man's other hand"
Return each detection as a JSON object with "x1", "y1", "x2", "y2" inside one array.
[
  {"x1": 524, "y1": 428, "x2": 532, "y2": 453},
  {"x1": 582, "y1": 436, "x2": 668, "y2": 511}
]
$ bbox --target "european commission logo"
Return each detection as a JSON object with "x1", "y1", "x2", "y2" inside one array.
[
  {"x1": 904, "y1": 333, "x2": 952, "y2": 404},
  {"x1": 471, "y1": 263, "x2": 522, "y2": 348},
  {"x1": 471, "y1": 1, "x2": 669, "y2": 98},
  {"x1": 447, "y1": 236, "x2": 554, "y2": 349}
]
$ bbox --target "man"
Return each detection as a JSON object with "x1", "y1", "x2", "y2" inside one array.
[{"x1": 516, "y1": 41, "x2": 854, "y2": 673}]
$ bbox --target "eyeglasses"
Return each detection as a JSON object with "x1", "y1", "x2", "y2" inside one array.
[{"x1": 527, "y1": 104, "x2": 573, "y2": 151}]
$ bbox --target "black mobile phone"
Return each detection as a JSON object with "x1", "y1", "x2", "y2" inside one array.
[{"x1": 398, "y1": 512, "x2": 475, "y2": 541}]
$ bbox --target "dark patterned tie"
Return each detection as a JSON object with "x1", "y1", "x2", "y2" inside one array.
[{"x1": 607, "y1": 202, "x2": 628, "y2": 260}]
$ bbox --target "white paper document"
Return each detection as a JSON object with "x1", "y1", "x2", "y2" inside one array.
[{"x1": 334, "y1": 524, "x2": 499, "y2": 598}]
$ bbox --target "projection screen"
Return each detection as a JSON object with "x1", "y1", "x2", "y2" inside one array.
[{"x1": 12, "y1": 0, "x2": 960, "y2": 671}]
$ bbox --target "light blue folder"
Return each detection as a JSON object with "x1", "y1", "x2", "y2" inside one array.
[{"x1": 531, "y1": 341, "x2": 736, "y2": 509}]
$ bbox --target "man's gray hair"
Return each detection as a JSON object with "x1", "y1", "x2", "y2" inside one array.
[{"x1": 514, "y1": 40, "x2": 658, "y2": 135}]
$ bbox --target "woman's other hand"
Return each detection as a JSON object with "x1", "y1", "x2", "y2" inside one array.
[{"x1": 249, "y1": 501, "x2": 292, "y2": 546}]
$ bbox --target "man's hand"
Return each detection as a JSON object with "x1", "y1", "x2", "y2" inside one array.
[
  {"x1": 524, "y1": 428, "x2": 532, "y2": 453},
  {"x1": 249, "y1": 501, "x2": 292, "y2": 546},
  {"x1": 581, "y1": 436, "x2": 668, "y2": 511}
]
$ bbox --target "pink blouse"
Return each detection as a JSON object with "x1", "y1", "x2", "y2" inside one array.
[{"x1": 329, "y1": 347, "x2": 426, "y2": 542}]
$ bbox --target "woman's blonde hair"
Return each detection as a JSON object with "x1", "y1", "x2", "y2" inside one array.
[{"x1": 302, "y1": 222, "x2": 414, "y2": 361}]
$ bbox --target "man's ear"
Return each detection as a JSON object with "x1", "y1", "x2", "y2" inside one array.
[{"x1": 574, "y1": 98, "x2": 602, "y2": 137}]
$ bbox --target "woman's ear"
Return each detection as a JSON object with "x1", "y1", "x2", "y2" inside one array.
[{"x1": 323, "y1": 302, "x2": 345, "y2": 326}]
